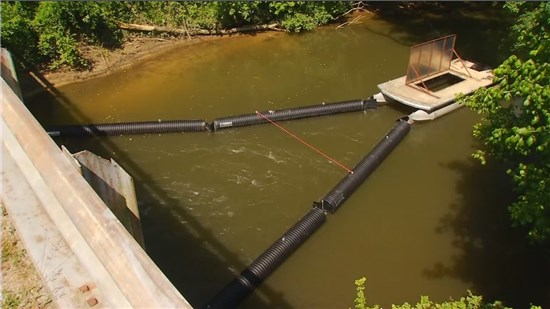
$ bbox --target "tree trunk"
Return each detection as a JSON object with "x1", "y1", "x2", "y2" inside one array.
[{"x1": 117, "y1": 22, "x2": 284, "y2": 36}]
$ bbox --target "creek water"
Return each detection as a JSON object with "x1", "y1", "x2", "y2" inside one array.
[{"x1": 26, "y1": 7, "x2": 549, "y2": 309}]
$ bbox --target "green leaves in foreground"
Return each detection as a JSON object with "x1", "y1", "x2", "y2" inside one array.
[
  {"x1": 460, "y1": 2, "x2": 549, "y2": 244},
  {"x1": 352, "y1": 277, "x2": 542, "y2": 309}
]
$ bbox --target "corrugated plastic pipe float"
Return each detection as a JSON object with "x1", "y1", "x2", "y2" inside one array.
[
  {"x1": 47, "y1": 119, "x2": 207, "y2": 137},
  {"x1": 206, "y1": 207, "x2": 326, "y2": 308},
  {"x1": 314, "y1": 118, "x2": 411, "y2": 213},
  {"x1": 211, "y1": 99, "x2": 377, "y2": 131}
]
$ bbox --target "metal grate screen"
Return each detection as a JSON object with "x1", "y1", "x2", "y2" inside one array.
[{"x1": 405, "y1": 35, "x2": 456, "y2": 84}]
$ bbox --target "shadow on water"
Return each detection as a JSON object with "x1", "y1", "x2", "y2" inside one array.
[
  {"x1": 19, "y1": 69, "x2": 292, "y2": 309},
  {"x1": 427, "y1": 157, "x2": 550, "y2": 307},
  {"x1": 366, "y1": 2, "x2": 513, "y2": 66}
]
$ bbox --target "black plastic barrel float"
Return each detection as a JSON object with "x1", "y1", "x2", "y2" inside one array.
[
  {"x1": 210, "y1": 98, "x2": 377, "y2": 131},
  {"x1": 47, "y1": 119, "x2": 207, "y2": 137},
  {"x1": 314, "y1": 118, "x2": 411, "y2": 213},
  {"x1": 207, "y1": 207, "x2": 326, "y2": 308}
]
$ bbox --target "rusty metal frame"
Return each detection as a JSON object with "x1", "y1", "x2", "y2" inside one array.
[{"x1": 451, "y1": 48, "x2": 473, "y2": 78}]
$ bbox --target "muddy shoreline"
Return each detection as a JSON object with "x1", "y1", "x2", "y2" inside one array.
[
  {"x1": 41, "y1": 35, "x2": 235, "y2": 89},
  {"x1": 23, "y1": 11, "x2": 371, "y2": 94},
  {"x1": 16, "y1": 33, "x2": 253, "y2": 99}
]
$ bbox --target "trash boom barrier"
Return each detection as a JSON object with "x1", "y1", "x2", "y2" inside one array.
[
  {"x1": 315, "y1": 118, "x2": 411, "y2": 213},
  {"x1": 206, "y1": 207, "x2": 326, "y2": 308},
  {"x1": 211, "y1": 99, "x2": 377, "y2": 131},
  {"x1": 47, "y1": 119, "x2": 208, "y2": 137}
]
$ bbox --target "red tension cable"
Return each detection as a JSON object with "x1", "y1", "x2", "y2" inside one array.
[{"x1": 256, "y1": 111, "x2": 353, "y2": 174}]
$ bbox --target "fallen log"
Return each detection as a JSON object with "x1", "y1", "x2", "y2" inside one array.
[{"x1": 118, "y1": 22, "x2": 285, "y2": 36}]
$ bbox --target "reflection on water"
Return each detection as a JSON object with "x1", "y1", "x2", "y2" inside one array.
[{"x1": 26, "y1": 8, "x2": 548, "y2": 308}]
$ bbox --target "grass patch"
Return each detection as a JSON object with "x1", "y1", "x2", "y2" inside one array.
[{"x1": 1, "y1": 204, "x2": 54, "y2": 308}]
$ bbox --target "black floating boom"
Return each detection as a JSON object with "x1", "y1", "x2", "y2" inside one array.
[
  {"x1": 206, "y1": 207, "x2": 327, "y2": 308},
  {"x1": 47, "y1": 119, "x2": 207, "y2": 137},
  {"x1": 210, "y1": 99, "x2": 377, "y2": 131},
  {"x1": 314, "y1": 118, "x2": 411, "y2": 213}
]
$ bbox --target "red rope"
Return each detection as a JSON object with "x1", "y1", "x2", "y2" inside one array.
[{"x1": 256, "y1": 111, "x2": 353, "y2": 174}]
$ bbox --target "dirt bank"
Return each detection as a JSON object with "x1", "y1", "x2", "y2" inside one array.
[
  {"x1": 28, "y1": 11, "x2": 371, "y2": 92},
  {"x1": 40, "y1": 34, "x2": 231, "y2": 89}
]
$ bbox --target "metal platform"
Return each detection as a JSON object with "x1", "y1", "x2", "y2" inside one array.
[
  {"x1": 377, "y1": 35, "x2": 493, "y2": 111},
  {"x1": 377, "y1": 59, "x2": 493, "y2": 111}
]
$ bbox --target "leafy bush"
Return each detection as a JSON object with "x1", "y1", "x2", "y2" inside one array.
[
  {"x1": 0, "y1": 1, "x2": 352, "y2": 69},
  {"x1": 36, "y1": 31, "x2": 85, "y2": 69},
  {"x1": 120, "y1": 2, "x2": 219, "y2": 30},
  {"x1": 461, "y1": 2, "x2": 550, "y2": 243},
  {"x1": 271, "y1": 2, "x2": 350, "y2": 32},
  {"x1": 33, "y1": 2, "x2": 122, "y2": 69},
  {"x1": 215, "y1": 2, "x2": 266, "y2": 28},
  {"x1": 1, "y1": 2, "x2": 123, "y2": 69},
  {"x1": 0, "y1": 2, "x2": 41, "y2": 66},
  {"x1": 352, "y1": 277, "x2": 542, "y2": 309},
  {"x1": 33, "y1": 2, "x2": 121, "y2": 46},
  {"x1": 182, "y1": 2, "x2": 219, "y2": 29}
]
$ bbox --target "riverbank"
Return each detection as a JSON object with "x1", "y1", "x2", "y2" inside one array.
[
  {"x1": 40, "y1": 34, "x2": 229, "y2": 89},
  {"x1": 22, "y1": 10, "x2": 371, "y2": 94}
]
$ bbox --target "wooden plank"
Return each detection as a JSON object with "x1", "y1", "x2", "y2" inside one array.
[
  {"x1": 72, "y1": 151, "x2": 145, "y2": 248},
  {"x1": 2, "y1": 120, "x2": 131, "y2": 308}
]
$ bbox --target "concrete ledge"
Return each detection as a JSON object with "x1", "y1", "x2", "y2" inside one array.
[{"x1": 1, "y1": 63, "x2": 191, "y2": 307}]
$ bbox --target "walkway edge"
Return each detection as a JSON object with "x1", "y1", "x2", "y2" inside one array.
[{"x1": 1, "y1": 77, "x2": 191, "y2": 307}]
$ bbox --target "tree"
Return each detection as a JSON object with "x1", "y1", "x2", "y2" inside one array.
[
  {"x1": 0, "y1": 2, "x2": 41, "y2": 66},
  {"x1": 1, "y1": 1, "x2": 122, "y2": 69},
  {"x1": 32, "y1": 2, "x2": 122, "y2": 69},
  {"x1": 460, "y1": 2, "x2": 550, "y2": 243},
  {"x1": 1, "y1": 1, "x2": 352, "y2": 70},
  {"x1": 268, "y1": 1, "x2": 350, "y2": 32}
]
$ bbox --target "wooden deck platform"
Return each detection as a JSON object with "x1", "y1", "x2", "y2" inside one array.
[{"x1": 377, "y1": 59, "x2": 493, "y2": 111}]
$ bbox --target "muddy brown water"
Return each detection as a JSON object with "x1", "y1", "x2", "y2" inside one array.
[{"x1": 26, "y1": 11, "x2": 549, "y2": 309}]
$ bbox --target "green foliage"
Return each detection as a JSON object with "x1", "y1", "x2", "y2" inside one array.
[
  {"x1": 210, "y1": 1, "x2": 351, "y2": 32},
  {"x1": 0, "y1": 2, "x2": 41, "y2": 65},
  {"x1": 1, "y1": 1, "x2": 352, "y2": 69},
  {"x1": 270, "y1": 2, "x2": 350, "y2": 32},
  {"x1": 119, "y1": 2, "x2": 218, "y2": 29},
  {"x1": 80, "y1": 1, "x2": 351, "y2": 34},
  {"x1": 353, "y1": 277, "x2": 372, "y2": 309},
  {"x1": 460, "y1": 2, "x2": 550, "y2": 243},
  {"x1": 352, "y1": 277, "x2": 542, "y2": 309},
  {"x1": 1, "y1": 2, "x2": 123, "y2": 69},
  {"x1": 215, "y1": 2, "x2": 265, "y2": 28},
  {"x1": 174, "y1": 2, "x2": 219, "y2": 30},
  {"x1": 33, "y1": 2, "x2": 121, "y2": 46},
  {"x1": 504, "y1": 2, "x2": 550, "y2": 61},
  {"x1": 37, "y1": 31, "x2": 84, "y2": 69},
  {"x1": 33, "y1": 2, "x2": 122, "y2": 69}
]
